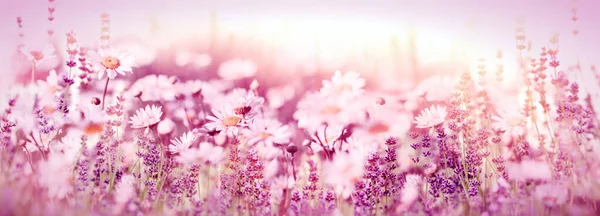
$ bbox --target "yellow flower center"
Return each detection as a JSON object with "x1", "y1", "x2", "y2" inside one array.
[
  {"x1": 84, "y1": 123, "x2": 104, "y2": 135},
  {"x1": 320, "y1": 106, "x2": 341, "y2": 115},
  {"x1": 259, "y1": 132, "x2": 273, "y2": 139},
  {"x1": 336, "y1": 84, "x2": 353, "y2": 93},
  {"x1": 101, "y1": 56, "x2": 121, "y2": 69},
  {"x1": 223, "y1": 116, "x2": 242, "y2": 127},
  {"x1": 368, "y1": 123, "x2": 389, "y2": 134},
  {"x1": 43, "y1": 105, "x2": 56, "y2": 114},
  {"x1": 30, "y1": 51, "x2": 44, "y2": 61}
]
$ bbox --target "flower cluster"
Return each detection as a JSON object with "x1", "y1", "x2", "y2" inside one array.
[{"x1": 2, "y1": 8, "x2": 600, "y2": 216}]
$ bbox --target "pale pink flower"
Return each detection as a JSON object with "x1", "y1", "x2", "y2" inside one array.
[
  {"x1": 506, "y1": 160, "x2": 552, "y2": 181},
  {"x1": 218, "y1": 58, "x2": 257, "y2": 80},
  {"x1": 320, "y1": 70, "x2": 365, "y2": 98},
  {"x1": 355, "y1": 98, "x2": 412, "y2": 143},
  {"x1": 20, "y1": 44, "x2": 56, "y2": 65},
  {"x1": 266, "y1": 84, "x2": 295, "y2": 109},
  {"x1": 127, "y1": 75, "x2": 176, "y2": 101},
  {"x1": 204, "y1": 104, "x2": 245, "y2": 136},
  {"x1": 70, "y1": 93, "x2": 108, "y2": 136},
  {"x1": 36, "y1": 70, "x2": 60, "y2": 94},
  {"x1": 198, "y1": 142, "x2": 225, "y2": 164},
  {"x1": 414, "y1": 105, "x2": 447, "y2": 128},
  {"x1": 410, "y1": 75, "x2": 456, "y2": 102},
  {"x1": 174, "y1": 79, "x2": 231, "y2": 105},
  {"x1": 129, "y1": 105, "x2": 162, "y2": 134},
  {"x1": 397, "y1": 174, "x2": 422, "y2": 213},
  {"x1": 492, "y1": 108, "x2": 526, "y2": 137},
  {"x1": 176, "y1": 142, "x2": 225, "y2": 165},
  {"x1": 294, "y1": 92, "x2": 365, "y2": 131},
  {"x1": 169, "y1": 132, "x2": 196, "y2": 154},
  {"x1": 223, "y1": 88, "x2": 265, "y2": 120},
  {"x1": 119, "y1": 142, "x2": 139, "y2": 167},
  {"x1": 534, "y1": 183, "x2": 569, "y2": 208},
  {"x1": 91, "y1": 47, "x2": 136, "y2": 79},
  {"x1": 2, "y1": 85, "x2": 37, "y2": 132},
  {"x1": 401, "y1": 174, "x2": 422, "y2": 204},
  {"x1": 323, "y1": 151, "x2": 367, "y2": 193},
  {"x1": 37, "y1": 151, "x2": 76, "y2": 199},
  {"x1": 245, "y1": 119, "x2": 292, "y2": 146},
  {"x1": 250, "y1": 79, "x2": 260, "y2": 91},
  {"x1": 270, "y1": 175, "x2": 296, "y2": 203},
  {"x1": 34, "y1": 70, "x2": 63, "y2": 107},
  {"x1": 157, "y1": 118, "x2": 176, "y2": 135},
  {"x1": 115, "y1": 174, "x2": 136, "y2": 204},
  {"x1": 254, "y1": 142, "x2": 282, "y2": 160},
  {"x1": 307, "y1": 123, "x2": 345, "y2": 153}
]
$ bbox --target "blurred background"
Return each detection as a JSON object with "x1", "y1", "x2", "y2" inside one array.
[{"x1": 0, "y1": 0, "x2": 598, "y2": 93}]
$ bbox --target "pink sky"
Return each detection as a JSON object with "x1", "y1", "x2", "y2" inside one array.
[{"x1": 0, "y1": 0, "x2": 598, "y2": 89}]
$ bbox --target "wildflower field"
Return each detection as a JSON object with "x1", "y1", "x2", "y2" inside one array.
[{"x1": 1, "y1": 0, "x2": 600, "y2": 215}]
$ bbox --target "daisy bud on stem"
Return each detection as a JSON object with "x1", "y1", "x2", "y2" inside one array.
[
  {"x1": 90, "y1": 97, "x2": 101, "y2": 106},
  {"x1": 375, "y1": 97, "x2": 386, "y2": 105},
  {"x1": 250, "y1": 79, "x2": 259, "y2": 91},
  {"x1": 286, "y1": 144, "x2": 298, "y2": 181}
]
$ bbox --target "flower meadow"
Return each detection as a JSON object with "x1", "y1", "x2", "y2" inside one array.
[{"x1": 2, "y1": 1, "x2": 600, "y2": 216}]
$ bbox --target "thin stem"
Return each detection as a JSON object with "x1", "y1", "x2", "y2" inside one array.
[
  {"x1": 31, "y1": 61, "x2": 36, "y2": 84},
  {"x1": 206, "y1": 164, "x2": 210, "y2": 197},
  {"x1": 181, "y1": 102, "x2": 192, "y2": 129},
  {"x1": 290, "y1": 155, "x2": 297, "y2": 181},
  {"x1": 101, "y1": 77, "x2": 110, "y2": 110}
]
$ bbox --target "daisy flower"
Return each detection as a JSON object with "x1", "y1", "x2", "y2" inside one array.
[
  {"x1": 129, "y1": 105, "x2": 162, "y2": 134},
  {"x1": 506, "y1": 160, "x2": 552, "y2": 182},
  {"x1": 266, "y1": 84, "x2": 295, "y2": 109},
  {"x1": 413, "y1": 105, "x2": 447, "y2": 128},
  {"x1": 205, "y1": 105, "x2": 245, "y2": 136},
  {"x1": 36, "y1": 70, "x2": 60, "y2": 94},
  {"x1": 270, "y1": 175, "x2": 296, "y2": 203},
  {"x1": 127, "y1": 75, "x2": 176, "y2": 101},
  {"x1": 294, "y1": 92, "x2": 366, "y2": 132},
  {"x1": 323, "y1": 151, "x2": 367, "y2": 195},
  {"x1": 397, "y1": 174, "x2": 423, "y2": 213},
  {"x1": 176, "y1": 142, "x2": 225, "y2": 165},
  {"x1": 320, "y1": 70, "x2": 365, "y2": 98},
  {"x1": 223, "y1": 88, "x2": 265, "y2": 120},
  {"x1": 218, "y1": 58, "x2": 257, "y2": 80},
  {"x1": 169, "y1": 131, "x2": 196, "y2": 154},
  {"x1": 245, "y1": 118, "x2": 292, "y2": 146},
  {"x1": 37, "y1": 149, "x2": 77, "y2": 199},
  {"x1": 307, "y1": 123, "x2": 345, "y2": 153},
  {"x1": 114, "y1": 174, "x2": 137, "y2": 205},
  {"x1": 20, "y1": 44, "x2": 56, "y2": 65},
  {"x1": 174, "y1": 79, "x2": 230, "y2": 104},
  {"x1": 92, "y1": 47, "x2": 136, "y2": 79},
  {"x1": 157, "y1": 118, "x2": 176, "y2": 135},
  {"x1": 409, "y1": 75, "x2": 456, "y2": 102},
  {"x1": 354, "y1": 95, "x2": 412, "y2": 143},
  {"x1": 492, "y1": 108, "x2": 526, "y2": 137}
]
